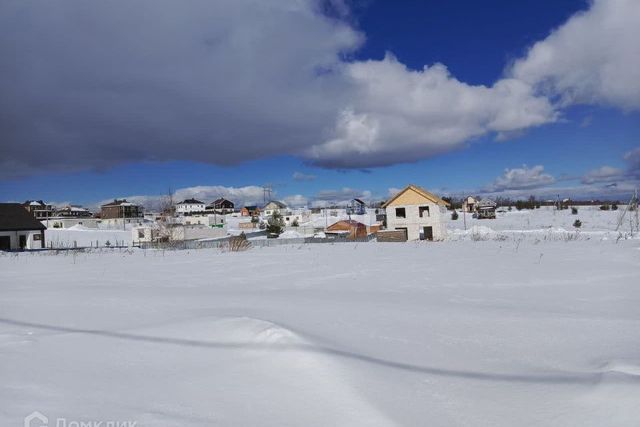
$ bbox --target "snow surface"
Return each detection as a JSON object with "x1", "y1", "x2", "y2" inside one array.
[{"x1": 2, "y1": 214, "x2": 640, "y2": 426}]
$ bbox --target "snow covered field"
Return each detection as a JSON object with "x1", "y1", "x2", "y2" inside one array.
[{"x1": 1, "y1": 233, "x2": 639, "y2": 426}]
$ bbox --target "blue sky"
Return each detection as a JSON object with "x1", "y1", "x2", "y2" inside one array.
[{"x1": 1, "y1": 0, "x2": 639, "y2": 208}]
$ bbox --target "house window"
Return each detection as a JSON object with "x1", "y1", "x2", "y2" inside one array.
[
  {"x1": 395, "y1": 207, "x2": 406, "y2": 218},
  {"x1": 138, "y1": 230, "x2": 145, "y2": 238},
  {"x1": 419, "y1": 206, "x2": 430, "y2": 217}
]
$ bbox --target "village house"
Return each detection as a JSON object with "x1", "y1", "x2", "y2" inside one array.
[
  {"x1": 477, "y1": 198, "x2": 497, "y2": 219},
  {"x1": 263, "y1": 200, "x2": 287, "y2": 217},
  {"x1": 346, "y1": 198, "x2": 367, "y2": 215},
  {"x1": 55, "y1": 205, "x2": 93, "y2": 217},
  {"x1": 0, "y1": 203, "x2": 47, "y2": 250},
  {"x1": 382, "y1": 185, "x2": 449, "y2": 241},
  {"x1": 325, "y1": 220, "x2": 368, "y2": 240},
  {"x1": 175, "y1": 198, "x2": 206, "y2": 215},
  {"x1": 101, "y1": 199, "x2": 143, "y2": 219},
  {"x1": 462, "y1": 196, "x2": 478, "y2": 213},
  {"x1": 22, "y1": 200, "x2": 54, "y2": 219},
  {"x1": 241, "y1": 205, "x2": 260, "y2": 217},
  {"x1": 207, "y1": 198, "x2": 235, "y2": 214},
  {"x1": 47, "y1": 205, "x2": 98, "y2": 229}
]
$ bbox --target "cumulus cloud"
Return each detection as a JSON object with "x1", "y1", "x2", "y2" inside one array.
[
  {"x1": 581, "y1": 165, "x2": 624, "y2": 184},
  {"x1": 1, "y1": 0, "x2": 638, "y2": 177},
  {"x1": 485, "y1": 165, "x2": 556, "y2": 192},
  {"x1": 282, "y1": 194, "x2": 309, "y2": 207},
  {"x1": 292, "y1": 172, "x2": 317, "y2": 182},
  {"x1": 510, "y1": 0, "x2": 640, "y2": 110},
  {"x1": 0, "y1": 0, "x2": 361, "y2": 178},
  {"x1": 307, "y1": 56, "x2": 556, "y2": 168},
  {"x1": 311, "y1": 187, "x2": 372, "y2": 207}
]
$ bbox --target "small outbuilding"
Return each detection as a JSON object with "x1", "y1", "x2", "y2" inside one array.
[
  {"x1": 0, "y1": 203, "x2": 47, "y2": 250},
  {"x1": 326, "y1": 220, "x2": 367, "y2": 240}
]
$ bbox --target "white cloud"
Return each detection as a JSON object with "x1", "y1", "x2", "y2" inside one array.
[
  {"x1": 292, "y1": 172, "x2": 317, "y2": 182},
  {"x1": 282, "y1": 194, "x2": 309, "y2": 207},
  {"x1": 511, "y1": 0, "x2": 640, "y2": 110},
  {"x1": 581, "y1": 165, "x2": 624, "y2": 184},
  {"x1": 307, "y1": 56, "x2": 556, "y2": 168},
  {"x1": 485, "y1": 165, "x2": 556, "y2": 192},
  {"x1": 312, "y1": 187, "x2": 373, "y2": 206},
  {"x1": 1, "y1": 0, "x2": 638, "y2": 177},
  {"x1": 624, "y1": 147, "x2": 640, "y2": 177}
]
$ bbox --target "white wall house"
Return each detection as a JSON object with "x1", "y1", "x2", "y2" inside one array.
[
  {"x1": 176, "y1": 198, "x2": 206, "y2": 215},
  {"x1": 0, "y1": 203, "x2": 47, "y2": 250},
  {"x1": 383, "y1": 185, "x2": 449, "y2": 241},
  {"x1": 263, "y1": 201, "x2": 288, "y2": 217}
]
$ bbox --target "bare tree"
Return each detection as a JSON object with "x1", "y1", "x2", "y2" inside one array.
[{"x1": 156, "y1": 187, "x2": 180, "y2": 245}]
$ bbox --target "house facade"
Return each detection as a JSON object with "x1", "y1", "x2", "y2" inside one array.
[
  {"x1": 175, "y1": 198, "x2": 206, "y2": 215},
  {"x1": 55, "y1": 205, "x2": 93, "y2": 218},
  {"x1": 462, "y1": 196, "x2": 477, "y2": 213},
  {"x1": 23, "y1": 200, "x2": 54, "y2": 219},
  {"x1": 207, "y1": 198, "x2": 235, "y2": 214},
  {"x1": 0, "y1": 203, "x2": 47, "y2": 250},
  {"x1": 346, "y1": 198, "x2": 366, "y2": 215},
  {"x1": 382, "y1": 185, "x2": 449, "y2": 241},
  {"x1": 477, "y1": 198, "x2": 497, "y2": 219},
  {"x1": 100, "y1": 199, "x2": 144, "y2": 219},
  {"x1": 263, "y1": 201, "x2": 287, "y2": 217}
]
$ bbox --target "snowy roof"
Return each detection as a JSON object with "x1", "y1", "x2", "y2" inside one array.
[
  {"x1": 178, "y1": 198, "x2": 204, "y2": 205},
  {"x1": 0, "y1": 203, "x2": 47, "y2": 231},
  {"x1": 102, "y1": 199, "x2": 138, "y2": 207},
  {"x1": 478, "y1": 199, "x2": 497, "y2": 208},
  {"x1": 264, "y1": 200, "x2": 287, "y2": 209}
]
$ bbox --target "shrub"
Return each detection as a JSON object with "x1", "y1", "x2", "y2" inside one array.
[
  {"x1": 291, "y1": 218, "x2": 299, "y2": 227},
  {"x1": 571, "y1": 207, "x2": 578, "y2": 215},
  {"x1": 573, "y1": 219, "x2": 582, "y2": 228},
  {"x1": 227, "y1": 233, "x2": 251, "y2": 252},
  {"x1": 600, "y1": 204, "x2": 610, "y2": 211},
  {"x1": 451, "y1": 211, "x2": 459, "y2": 220},
  {"x1": 612, "y1": 203, "x2": 618, "y2": 211}
]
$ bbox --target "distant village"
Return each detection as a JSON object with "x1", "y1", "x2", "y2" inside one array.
[{"x1": 0, "y1": 184, "x2": 627, "y2": 251}]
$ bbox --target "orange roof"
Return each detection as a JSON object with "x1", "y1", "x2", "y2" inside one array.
[{"x1": 382, "y1": 184, "x2": 449, "y2": 208}]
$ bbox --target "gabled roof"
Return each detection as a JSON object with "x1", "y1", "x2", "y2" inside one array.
[
  {"x1": 243, "y1": 205, "x2": 259, "y2": 210},
  {"x1": 382, "y1": 185, "x2": 449, "y2": 208},
  {"x1": 101, "y1": 199, "x2": 139, "y2": 207},
  {"x1": 23, "y1": 200, "x2": 48, "y2": 207},
  {"x1": 264, "y1": 200, "x2": 287, "y2": 209},
  {"x1": 0, "y1": 203, "x2": 47, "y2": 231},
  {"x1": 327, "y1": 219, "x2": 366, "y2": 230},
  {"x1": 352, "y1": 198, "x2": 366, "y2": 205},
  {"x1": 208, "y1": 198, "x2": 234, "y2": 208},
  {"x1": 177, "y1": 198, "x2": 204, "y2": 205}
]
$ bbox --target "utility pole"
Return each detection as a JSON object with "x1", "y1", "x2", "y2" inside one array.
[{"x1": 262, "y1": 184, "x2": 273, "y2": 205}]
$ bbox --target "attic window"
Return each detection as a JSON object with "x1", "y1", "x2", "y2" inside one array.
[
  {"x1": 395, "y1": 207, "x2": 406, "y2": 218},
  {"x1": 419, "y1": 206, "x2": 430, "y2": 217}
]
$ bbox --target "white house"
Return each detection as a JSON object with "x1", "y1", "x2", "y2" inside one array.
[
  {"x1": 462, "y1": 196, "x2": 477, "y2": 213},
  {"x1": 382, "y1": 185, "x2": 449, "y2": 241},
  {"x1": 263, "y1": 200, "x2": 288, "y2": 217},
  {"x1": 0, "y1": 203, "x2": 47, "y2": 250},
  {"x1": 176, "y1": 198, "x2": 206, "y2": 215}
]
